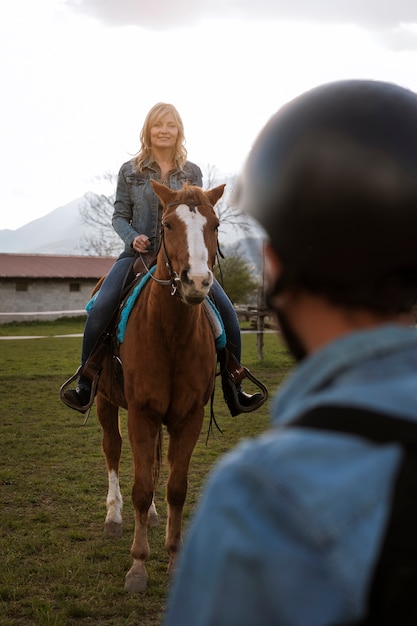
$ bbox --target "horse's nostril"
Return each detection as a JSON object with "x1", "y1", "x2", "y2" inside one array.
[
  {"x1": 181, "y1": 269, "x2": 212, "y2": 290},
  {"x1": 181, "y1": 269, "x2": 191, "y2": 285}
]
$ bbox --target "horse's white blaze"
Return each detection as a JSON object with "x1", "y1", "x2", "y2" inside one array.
[
  {"x1": 176, "y1": 204, "x2": 212, "y2": 286},
  {"x1": 106, "y1": 469, "x2": 123, "y2": 524}
]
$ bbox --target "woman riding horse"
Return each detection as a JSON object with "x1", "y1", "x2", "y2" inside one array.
[{"x1": 62, "y1": 102, "x2": 265, "y2": 416}]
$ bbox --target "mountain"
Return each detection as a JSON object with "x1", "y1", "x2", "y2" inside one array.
[
  {"x1": 0, "y1": 193, "x2": 264, "y2": 268},
  {"x1": 0, "y1": 194, "x2": 100, "y2": 255}
]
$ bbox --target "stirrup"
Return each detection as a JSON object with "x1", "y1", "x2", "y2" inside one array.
[
  {"x1": 224, "y1": 367, "x2": 268, "y2": 413},
  {"x1": 223, "y1": 352, "x2": 268, "y2": 413},
  {"x1": 59, "y1": 365, "x2": 99, "y2": 415}
]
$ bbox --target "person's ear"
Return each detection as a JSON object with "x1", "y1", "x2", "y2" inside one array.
[{"x1": 263, "y1": 241, "x2": 283, "y2": 291}]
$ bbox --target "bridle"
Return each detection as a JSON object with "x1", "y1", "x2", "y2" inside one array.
[
  {"x1": 139, "y1": 200, "x2": 216, "y2": 297},
  {"x1": 138, "y1": 229, "x2": 179, "y2": 295}
]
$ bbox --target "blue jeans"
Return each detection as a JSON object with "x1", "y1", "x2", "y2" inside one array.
[
  {"x1": 81, "y1": 254, "x2": 134, "y2": 365},
  {"x1": 79, "y1": 256, "x2": 241, "y2": 385},
  {"x1": 209, "y1": 280, "x2": 241, "y2": 360}
]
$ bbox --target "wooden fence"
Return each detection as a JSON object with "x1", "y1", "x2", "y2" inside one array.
[{"x1": 234, "y1": 305, "x2": 276, "y2": 360}]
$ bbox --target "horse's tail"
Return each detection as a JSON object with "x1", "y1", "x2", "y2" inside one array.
[{"x1": 153, "y1": 425, "x2": 163, "y2": 489}]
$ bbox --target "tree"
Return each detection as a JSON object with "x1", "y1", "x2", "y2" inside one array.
[
  {"x1": 79, "y1": 191, "x2": 121, "y2": 256},
  {"x1": 214, "y1": 253, "x2": 258, "y2": 304},
  {"x1": 202, "y1": 164, "x2": 254, "y2": 239},
  {"x1": 79, "y1": 165, "x2": 260, "y2": 256},
  {"x1": 79, "y1": 172, "x2": 121, "y2": 256}
]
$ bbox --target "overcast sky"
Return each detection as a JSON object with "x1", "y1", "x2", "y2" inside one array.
[{"x1": 1, "y1": 0, "x2": 417, "y2": 230}]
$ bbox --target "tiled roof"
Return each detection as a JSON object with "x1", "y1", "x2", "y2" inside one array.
[{"x1": 0, "y1": 254, "x2": 116, "y2": 279}]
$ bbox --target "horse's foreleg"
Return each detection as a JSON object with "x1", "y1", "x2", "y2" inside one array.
[
  {"x1": 165, "y1": 410, "x2": 204, "y2": 573},
  {"x1": 125, "y1": 411, "x2": 160, "y2": 594},
  {"x1": 96, "y1": 394, "x2": 123, "y2": 539}
]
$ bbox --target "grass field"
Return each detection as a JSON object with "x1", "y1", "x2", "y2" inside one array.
[{"x1": 0, "y1": 318, "x2": 294, "y2": 625}]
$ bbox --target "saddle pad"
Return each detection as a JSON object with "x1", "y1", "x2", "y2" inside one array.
[
  {"x1": 203, "y1": 296, "x2": 226, "y2": 351},
  {"x1": 114, "y1": 269, "x2": 226, "y2": 350},
  {"x1": 117, "y1": 268, "x2": 155, "y2": 343}
]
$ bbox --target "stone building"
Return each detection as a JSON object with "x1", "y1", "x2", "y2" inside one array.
[{"x1": 0, "y1": 253, "x2": 115, "y2": 324}]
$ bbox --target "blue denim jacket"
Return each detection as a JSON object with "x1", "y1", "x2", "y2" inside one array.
[
  {"x1": 112, "y1": 158, "x2": 202, "y2": 256},
  {"x1": 163, "y1": 324, "x2": 417, "y2": 626}
]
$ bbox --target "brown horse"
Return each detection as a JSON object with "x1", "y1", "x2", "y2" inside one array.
[{"x1": 96, "y1": 180, "x2": 225, "y2": 593}]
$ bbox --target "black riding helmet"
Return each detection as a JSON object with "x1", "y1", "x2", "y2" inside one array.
[{"x1": 239, "y1": 80, "x2": 417, "y2": 312}]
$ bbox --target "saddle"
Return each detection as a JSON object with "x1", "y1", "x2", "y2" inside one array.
[{"x1": 60, "y1": 251, "x2": 268, "y2": 415}]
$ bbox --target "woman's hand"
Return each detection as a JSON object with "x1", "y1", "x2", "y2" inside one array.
[{"x1": 132, "y1": 234, "x2": 151, "y2": 253}]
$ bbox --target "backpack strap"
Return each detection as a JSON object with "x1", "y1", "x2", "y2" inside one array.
[
  {"x1": 291, "y1": 405, "x2": 417, "y2": 450},
  {"x1": 290, "y1": 405, "x2": 417, "y2": 626}
]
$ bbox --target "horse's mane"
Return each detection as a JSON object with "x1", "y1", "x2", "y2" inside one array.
[{"x1": 179, "y1": 183, "x2": 209, "y2": 204}]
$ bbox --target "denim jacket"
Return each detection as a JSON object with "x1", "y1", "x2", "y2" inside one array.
[
  {"x1": 112, "y1": 158, "x2": 202, "y2": 256},
  {"x1": 164, "y1": 324, "x2": 417, "y2": 626}
]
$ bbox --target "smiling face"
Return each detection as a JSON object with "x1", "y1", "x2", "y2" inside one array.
[{"x1": 149, "y1": 112, "x2": 179, "y2": 151}]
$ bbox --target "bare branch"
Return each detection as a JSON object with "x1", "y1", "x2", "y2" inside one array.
[
  {"x1": 78, "y1": 189, "x2": 120, "y2": 256},
  {"x1": 201, "y1": 164, "x2": 253, "y2": 239},
  {"x1": 78, "y1": 165, "x2": 255, "y2": 256}
]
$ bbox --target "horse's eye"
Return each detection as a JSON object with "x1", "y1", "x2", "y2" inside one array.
[{"x1": 163, "y1": 221, "x2": 173, "y2": 230}]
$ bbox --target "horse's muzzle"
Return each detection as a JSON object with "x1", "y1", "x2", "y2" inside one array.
[{"x1": 180, "y1": 269, "x2": 213, "y2": 304}]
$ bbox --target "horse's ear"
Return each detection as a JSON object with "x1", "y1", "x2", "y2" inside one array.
[
  {"x1": 206, "y1": 184, "x2": 226, "y2": 207},
  {"x1": 151, "y1": 179, "x2": 176, "y2": 205}
]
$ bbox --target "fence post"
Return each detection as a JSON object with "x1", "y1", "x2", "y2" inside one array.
[{"x1": 256, "y1": 285, "x2": 265, "y2": 360}]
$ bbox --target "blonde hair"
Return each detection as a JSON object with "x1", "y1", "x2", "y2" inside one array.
[{"x1": 133, "y1": 103, "x2": 187, "y2": 172}]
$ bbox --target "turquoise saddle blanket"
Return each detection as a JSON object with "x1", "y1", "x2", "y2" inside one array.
[{"x1": 87, "y1": 267, "x2": 226, "y2": 350}]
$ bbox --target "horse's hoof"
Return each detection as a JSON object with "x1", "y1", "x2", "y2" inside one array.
[
  {"x1": 104, "y1": 520, "x2": 123, "y2": 538},
  {"x1": 147, "y1": 509, "x2": 159, "y2": 528},
  {"x1": 125, "y1": 570, "x2": 148, "y2": 594}
]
